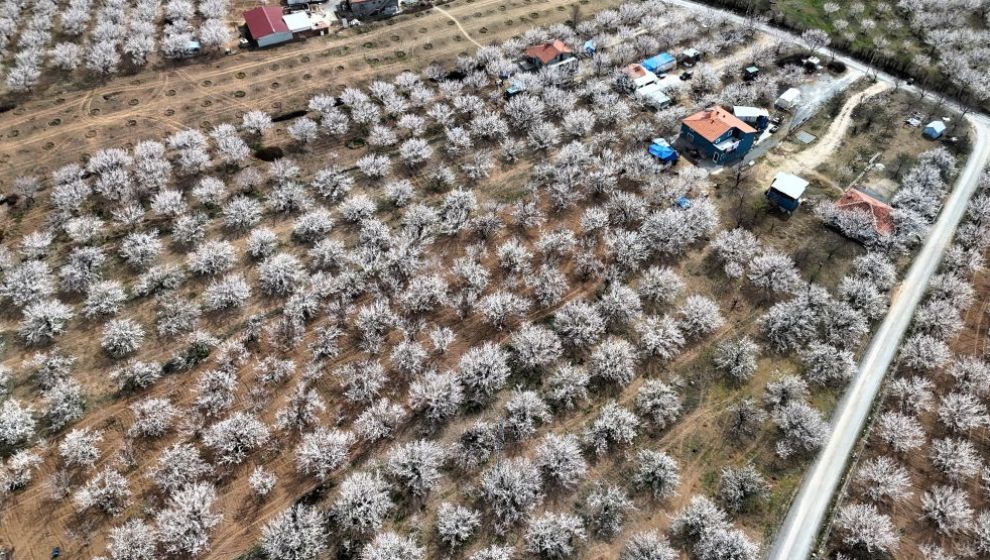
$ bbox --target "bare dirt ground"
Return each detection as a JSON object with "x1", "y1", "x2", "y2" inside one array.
[
  {"x1": 0, "y1": 6, "x2": 926, "y2": 559},
  {"x1": 0, "y1": 0, "x2": 611, "y2": 183},
  {"x1": 774, "y1": 80, "x2": 892, "y2": 182}
]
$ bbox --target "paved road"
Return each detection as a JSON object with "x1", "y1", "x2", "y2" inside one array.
[
  {"x1": 658, "y1": 1, "x2": 990, "y2": 558},
  {"x1": 769, "y1": 118, "x2": 990, "y2": 560}
]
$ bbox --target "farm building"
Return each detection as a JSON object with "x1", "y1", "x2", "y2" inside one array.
[
  {"x1": 244, "y1": 6, "x2": 293, "y2": 47},
  {"x1": 642, "y1": 52, "x2": 677, "y2": 73},
  {"x1": 282, "y1": 11, "x2": 312, "y2": 33},
  {"x1": 733, "y1": 106, "x2": 770, "y2": 130},
  {"x1": 924, "y1": 120, "x2": 946, "y2": 140},
  {"x1": 836, "y1": 188, "x2": 894, "y2": 237},
  {"x1": 524, "y1": 40, "x2": 576, "y2": 70},
  {"x1": 622, "y1": 63, "x2": 658, "y2": 89},
  {"x1": 680, "y1": 106, "x2": 757, "y2": 164},
  {"x1": 776, "y1": 88, "x2": 802, "y2": 110},
  {"x1": 765, "y1": 172, "x2": 808, "y2": 214},
  {"x1": 636, "y1": 83, "x2": 672, "y2": 108},
  {"x1": 681, "y1": 48, "x2": 701, "y2": 66},
  {"x1": 345, "y1": 0, "x2": 400, "y2": 18}
]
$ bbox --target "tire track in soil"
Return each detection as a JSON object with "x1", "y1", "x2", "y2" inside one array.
[{"x1": 0, "y1": 0, "x2": 548, "y2": 175}]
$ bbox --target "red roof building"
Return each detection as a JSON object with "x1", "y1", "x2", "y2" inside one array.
[
  {"x1": 525, "y1": 40, "x2": 574, "y2": 66},
  {"x1": 244, "y1": 6, "x2": 292, "y2": 47},
  {"x1": 680, "y1": 107, "x2": 758, "y2": 163},
  {"x1": 682, "y1": 106, "x2": 756, "y2": 143},
  {"x1": 836, "y1": 189, "x2": 894, "y2": 237}
]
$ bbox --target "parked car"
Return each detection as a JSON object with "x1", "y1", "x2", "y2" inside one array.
[
  {"x1": 679, "y1": 71, "x2": 693, "y2": 81},
  {"x1": 769, "y1": 125, "x2": 780, "y2": 133}
]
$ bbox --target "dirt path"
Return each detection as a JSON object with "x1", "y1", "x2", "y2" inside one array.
[
  {"x1": 433, "y1": 6, "x2": 485, "y2": 49},
  {"x1": 0, "y1": 0, "x2": 616, "y2": 181},
  {"x1": 777, "y1": 81, "x2": 892, "y2": 180},
  {"x1": 709, "y1": 33, "x2": 774, "y2": 73}
]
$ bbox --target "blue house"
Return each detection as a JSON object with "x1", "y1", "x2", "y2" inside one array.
[
  {"x1": 648, "y1": 138, "x2": 678, "y2": 164},
  {"x1": 642, "y1": 52, "x2": 676, "y2": 74},
  {"x1": 680, "y1": 106, "x2": 758, "y2": 164},
  {"x1": 924, "y1": 120, "x2": 946, "y2": 140}
]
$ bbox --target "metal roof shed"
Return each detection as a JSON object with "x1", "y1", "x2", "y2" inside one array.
[
  {"x1": 924, "y1": 120, "x2": 946, "y2": 139},
  {"x1": 636, "y1": 83, "x2": 672, "y2": 108},
  {"x1": 733, "y1": 106, "x2": 769, "y2": 119},
  {"x1": 642, "y1": 52, "x2": 677, "y2": 73},
  {"x1": 776, "y1": 88, "x2": 802, "y2": 110},
  {"x1": 244, "y1": 6, "x2": 293, "y2": 47},
  {"x1": 767, "y1": 172, "x2": 809, "y2": 213},
  {"x1": 282, "y1": 11, "x2": 311, "y2": 33}
]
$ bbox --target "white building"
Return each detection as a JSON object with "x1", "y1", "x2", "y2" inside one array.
[
  {"x1": 733, "y1": 106, "x2": 770, "y2": 126},
  {"x1": 775, "y1": 88, "x2": 802, "y2": 111},
  {"x1": 635, "y1": 83, "x2": 672, "y2": 109},
  {"x1": 282, "y1": 11, "x2": 312, "y2": 34}
]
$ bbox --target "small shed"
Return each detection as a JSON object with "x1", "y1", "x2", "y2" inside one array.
[
  {"x1": 622, "y1": 63, "x2": 658, "y2": 90},
  {"x1": 244, "y1": 6, "x2": 293, "y2": 47},
  {"x1": 182, "y1": 39, "x2": 201, "y2": 57},
  {"x1": 743, "y1": 66, "x2": 759, "y2": 81},
  {"x1": 733, "y1": 106, "x2": 770, "y2": 130},
  {"x1": 282, "y1": 11, "x2": 311, "y2": 33},
  {"x1": 775, "y1": 88, "x2": 802, "y2": 110},
  {"x1": 766, "y1": 172, "x2": 809, "y2": 213},
  {"x1": 682, "y1": 48, "x2": 701, "y2": 66},
  {"x1": 648, "y1": 138, "x2": 679, "y2": 164},
  {"x1": 642, "y1": 52, "x2": 677, "y2": 74},
  {"x1": 924, "y1": 120, "x2": 946, "y2": 140}
]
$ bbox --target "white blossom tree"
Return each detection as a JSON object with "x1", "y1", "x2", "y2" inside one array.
[
  {"x1": 260, "y1": 504, "x2": 327, "y2": 560},
  {"x1": 155, "y1": 482, "x2": 222, "y2": 556}
]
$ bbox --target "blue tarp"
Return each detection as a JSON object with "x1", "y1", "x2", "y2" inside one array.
[
  {"x1": 649, "y1": 142, "x2": 678, "y2": 163},
  {"x1": 642, "y1": 52, "x2": 676, "y2": 73}
]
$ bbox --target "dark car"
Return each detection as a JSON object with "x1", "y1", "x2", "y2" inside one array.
[{"x1": 679, "y1": 71, "x2": 693, "y2": 81}]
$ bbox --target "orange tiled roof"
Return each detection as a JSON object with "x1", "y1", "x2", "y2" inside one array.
[
  {"x1": 836, "y1": 188, "x2": 894, "y2": 236},
  {"x1": 525, "y1": 40, "x2": 572, "y2": 64},
  {"x1": 682, "y1": 106, "x2": 757, "y2": 143}
]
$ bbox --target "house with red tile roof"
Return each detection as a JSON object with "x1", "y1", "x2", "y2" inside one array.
[
  {"x1": 244, "y1": 6, "x2": 292, "y2": 48},
  {"x1": 524, "y1": 40, "x2": 576, "y2": 70},
  {"x1": 835, "y1": 188, "x2": 894, "y2": 237},
  {"x1": 679, "y1": 106, "x2": 757, "y2": 164}
]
